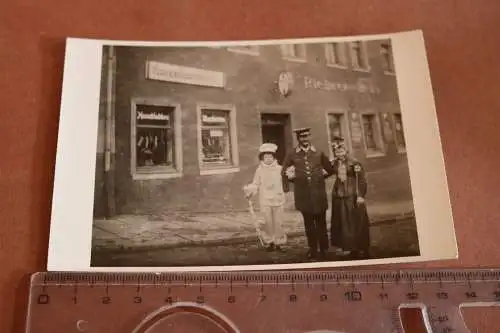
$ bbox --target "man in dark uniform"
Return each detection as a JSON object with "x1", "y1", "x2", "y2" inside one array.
[{"x1": 282, "y1": 128, "x2": 335, "y2": 260}]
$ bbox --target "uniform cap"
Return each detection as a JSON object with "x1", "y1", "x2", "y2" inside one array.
[{"x1": 293, "y1": 127, "x2": 311, "y2": 137}]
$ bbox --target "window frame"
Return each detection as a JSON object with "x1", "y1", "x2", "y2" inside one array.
[
  {"x1": 380, "y1": 42, "x2": 396, "y2": 75},
  {"x1": 325, "y1": 109, "x2": 352, "y2": 159},
  {"x1": 349, "y1": 41, "x2": 371, "y2": 72},
  {"x1": 227, "y1": 45, "x2": 260, "y2": 56},
  {"x1": 324, "y1": 43, "x2": 348, "y2": 69},
  {"x1": 392, "y1": 112, "x2": 407, "y2": 154},
  {"x1": 359, "y1": 111, "x2": 386, "y2": 158},
  {"x1": 280, "y1": 44, "x2": 307, "y2": 63},
  {"x1": 197, "y1": 103, "x2": 240, "y2": 175},
  {"x1": 130, "y1": 97, "x2": 183, "y2": 180}
]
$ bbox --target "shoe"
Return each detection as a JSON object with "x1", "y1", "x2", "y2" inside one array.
[
  {"x1": 307, "y1": 250, "x2": 317, "y2": 260},
  {"x1": 266, "y1": 243, "x2": 275, "y2": 252}
]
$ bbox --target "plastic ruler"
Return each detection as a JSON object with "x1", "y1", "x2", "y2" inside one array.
[{"x1": 24, "y1": 269, "x2": 500, "y2": 333}]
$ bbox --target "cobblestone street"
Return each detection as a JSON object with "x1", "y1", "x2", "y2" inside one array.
[{"x1": 91, "y1": 217, "x2": 419, "y2": 267}]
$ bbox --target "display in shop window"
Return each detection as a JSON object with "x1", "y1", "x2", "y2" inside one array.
[
  {"x1": 200, "y1": 109, "x2": 232, "y2": 166},
  {"x1": 135, "y1": 104, "x2": 175, "y2": 169}
]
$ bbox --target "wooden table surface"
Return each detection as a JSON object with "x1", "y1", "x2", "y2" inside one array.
[{"x1": 1, "y1": 1, "x2": 500, "y2": 332}]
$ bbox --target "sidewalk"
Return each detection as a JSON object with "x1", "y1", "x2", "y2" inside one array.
[{"x1": 92, "y1": 200, "x2": 415, "y2": 252}]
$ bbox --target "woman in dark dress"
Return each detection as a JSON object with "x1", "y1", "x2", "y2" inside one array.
[{"x1": 329, "y1": 138, "x2": 370, "y2": 259}]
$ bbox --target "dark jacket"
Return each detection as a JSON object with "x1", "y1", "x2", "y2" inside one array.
[{"x1": 282, "y1": 145, "x2": 335, "y2": 213}]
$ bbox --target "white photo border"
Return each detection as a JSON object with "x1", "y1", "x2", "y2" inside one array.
[{"x1": 47, "y1": 30, "x2": 458, "y2": 272}]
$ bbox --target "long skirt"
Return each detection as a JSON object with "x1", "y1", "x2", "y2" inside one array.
[{"x1": 330, "y1": 196, "x2": 370, "y2": 254}]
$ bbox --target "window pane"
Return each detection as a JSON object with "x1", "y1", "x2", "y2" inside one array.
[
  {"x1": 381, "y1": 44, "x2": 392, "y2": 72},
  {"x1": 136, "y1": 127, "x2": 174, "y2": 168},
  {"x1": 328, "y1": 113, "x2": 343, "y2": 138},
  {"x1": 362, "y1": 115, "x2": 377, "y2": 149},
  {"x1": 135, "y1": 105, "x2": 175, "y2": 169},
  {"x1": 394, "y1": 114, "x2": 406, "y2": 147},
  {"x1": 201, "y1": 109, "x2": 232, "y2": 166}
]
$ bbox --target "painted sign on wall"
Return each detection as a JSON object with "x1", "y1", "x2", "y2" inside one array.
[{"x1": 146, "y1": 61, "x2": 225, "y2": 88}]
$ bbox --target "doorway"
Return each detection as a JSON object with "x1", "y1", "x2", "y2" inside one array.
[{"x1": 260, "y1": 113, "x2": 292, "y2": 165}]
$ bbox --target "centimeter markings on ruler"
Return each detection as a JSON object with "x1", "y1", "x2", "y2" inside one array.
[{"x1": 26, "y1": 269, "x2": 500, "y2": 333}]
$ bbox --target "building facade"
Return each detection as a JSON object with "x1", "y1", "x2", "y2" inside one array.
[{"x1": 94, "y1": 40, "x2": 413, "y2": 218}]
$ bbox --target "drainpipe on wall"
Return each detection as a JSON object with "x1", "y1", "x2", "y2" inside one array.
[{"x1": 104, "y1": 46, "x2": 116, "y2": 218}]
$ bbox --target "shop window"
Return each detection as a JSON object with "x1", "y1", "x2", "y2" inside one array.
[
  {"x1": 198, "y1": 105, "x2": 239, "y2": 175},
  {"x1": 326, "y1": 111, "x2": 350, "y2": 158},
  {"x1": 381, "y1": 42, "x2": 395, "y2": 74},
  {"x1": 393, "y1": 113, "x2": 406, "y2": 153},
  {"x1": 361, "y1": 113, "x2": 385, "y2": 157},
  {"x1": 280, "y1": 44, "x2": 306, "y2": 62},
  {"x1": 349, "y1": 41, "x2": 370, "y2": 71},
  {"x1": 131, "y1": 101, "x2": 182, "y2": 180},
  {"x1": 325, "y1": 43, "x2": 347, "y2": 68},
  {"x1": 227, "y1": 45, "x2": 260, "y2": 56}
]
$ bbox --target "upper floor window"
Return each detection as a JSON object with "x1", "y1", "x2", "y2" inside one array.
[
  {"x1": 380, "y1": 42, "x2": 395, "y2": 74},
  {"x1": 280, "y1": 44, "x2": 307, "y2": 62},
  {"x1": 349, "y1": 41, "x2": 370, "y2": 71},
  {"x1": 325, "y1": 43, "x2": 347, "y2": 68}
]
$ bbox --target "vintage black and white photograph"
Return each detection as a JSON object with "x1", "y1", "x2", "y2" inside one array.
[{"x1": 46, "y1": 32, "x2": 458, "y2": 271}]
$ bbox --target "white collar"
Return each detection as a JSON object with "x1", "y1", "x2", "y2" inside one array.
[{"x1": 296, "y1": 145, "x2": 316, "y2": 153}]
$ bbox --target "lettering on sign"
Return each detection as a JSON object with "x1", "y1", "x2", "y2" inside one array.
[
  {"x1": 202, "y1": 114, "x2": 227, "y2": 124},
  {"x1": 137, "y1": 111, "x2": 169, "y2": 121},
  {"x1": 303, "y1": 76, "x2": 381, "y2": 94},
  {"x1": 146, "y1": 61, "x2": 225, "y2": 88}
]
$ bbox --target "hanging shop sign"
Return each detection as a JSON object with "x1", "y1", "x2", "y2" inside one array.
[
  {"x1": 146, "y1": 61, "x2": 225, "y2": 88},
  {"x1": 303, "y1": 76, "x2": 381, "y2": 94},
  {"x1": 277, "y1": 71, "x2": 294, "y2": 97}
]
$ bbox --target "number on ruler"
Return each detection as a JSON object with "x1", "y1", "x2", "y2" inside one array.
[
  {"x1": 320, "y1": 294, "x2": 328, "y2": 302},
  {"x1": 165, "y1": 296, "x2": 173, "y2": 304},
  {"x1": 134, "y1": 296, "x2": 142, "y2": 304},
  {"x1": 196, "y1": 295, "x2": 205, "y2": 304},
  {"x1": 227, "y1": 295, "x2": 236, "y2": 304},
  {"x1": 101, "y1": 296, "x2": 111, "y2": 304},
  {"x1": 493, "y1": 291, "x2": 500, "y2": 300},
  {"x1": 344, "y1": 291, "x2": 362, "y2": 301},
  {"x1": 379, "y1": 293, "x2": 389, "y2": 300},
  {"x1": 289, "y1": 294, "x2": 298, "y2": 302},
  {"x1": 37, "y1": 294, "x2": 50, "y2": 305}
]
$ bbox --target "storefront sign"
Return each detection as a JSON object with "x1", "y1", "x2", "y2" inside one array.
[
  {"x1": 202, "y1": 114, "x2": 227, "y2": 124},
  {"x1": 278, "y1": 71, "x2": 294, "y2": 97},
  {"x1": 146, "y1": 61, "x2": 225, "y2": 88},
  {"x1": 303, "y1": 76, "x2": 380, "y2": 94},
  {"x1": 136, "y1": 105, "x2": 172, "y2": 126},
  {"x1": 137, "y1": 111, "x2": 169, "y2": 121}
]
